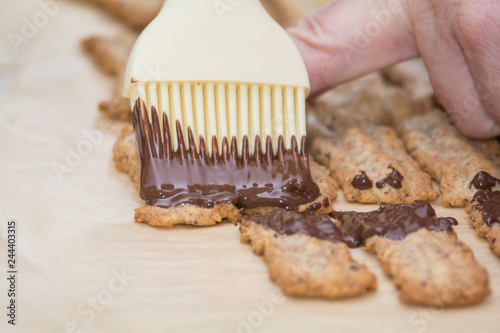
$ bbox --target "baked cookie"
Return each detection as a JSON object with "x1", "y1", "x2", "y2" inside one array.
[
  {"x1": 81, "y1": 35, "x2": 133, "y2": 75},
  {"x1": 78, "y1": 0, "x2": 162, "y2": 31},
  {"x1": 365, "y1": 228, "x2": 491, "y2": 307},
  {"x1": 311, "y1": 73, "x2": 413, "y2": 132},
  {"x1": 399, "y1": 110, "x2": 500, "y2": 207},
  {"x1": 82, "y1": 35, "x2": 135, "y2": 121},
  {"x1": 310, "y1": 119, "x2": 439, "y2": 204},
  {"x1": 80, "y1": 0, "x2": 310, "y2": 31},
  {"x1": 465, "y1": 190, "x2": 500, "y2": 257},
  {"x1": 470, "y1": 138, "x2": 500, "y2": 169},
  {"x1": 113, "y1": 125, "x2": 338, "y2": 227},
  {"x1": 241, "y1": 201, "x2": 489, "y2": 306},
  {"x1": 240, "y1": 212, "x2": 377, "y2": 298},
  {"x1": 382, "y1": 59, "x2": 436, "y2": 116},
  {"x1": 332, "y1": 201, "x2": 491, "y2": 307}
]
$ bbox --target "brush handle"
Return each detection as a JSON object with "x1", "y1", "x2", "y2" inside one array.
[{"x1": 123, "y1": 0, "x2": 309, "y2": 96}]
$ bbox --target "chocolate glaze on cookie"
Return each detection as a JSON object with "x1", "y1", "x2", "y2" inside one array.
[
  {"x1": 251, "y1": 201, "x2": 457, "y2": 248},
  {"x1": 376, "y1": 166, "x2": 404, "y2": 189},
  {"x1": 471, "y1": 191, "x2": 500, "y2": 226},
  {"x1": 250, "y1": 209, "x2": 344, "y2": 243},
  {"x1": 331, "y1": 200, "x2": 457, "y2": 247},
  {"x1": 352, "y1": 171, "x2": 373, "y2": 190},
  {"x1": 132, "y1": 99, "x2": 320, "y2": 209},
  {"x1": 470, "y1": 171, "x2": 500, "y2": 191}
]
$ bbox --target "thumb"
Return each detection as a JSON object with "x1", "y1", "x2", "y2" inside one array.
[{"x1": 288, "y1": 0, "x2": 418, "y2": 96}]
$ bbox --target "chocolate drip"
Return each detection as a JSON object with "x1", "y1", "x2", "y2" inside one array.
[
  {"x1": 276, "y1": 136, "x2": 285, "y2": 163},
  {"x1": 162, "y1": 112, "x2": 172, "y2": 160},
  {"x1": 150, "y1": 106, "x2": 162, "y2": 159},
  {"x1": 211, "y1": 136, "x2": 219, "y2": 165},
  {"x1": 250, "y1": 201, "x2": 457, "y2": 248},
  {"x1": 241, "y1": 136, "x2": 249, "y2": 167},
  {"x1": 198, "y1": 136, "x2": 207, "y2": 163},
  {"x1": 254, "y1": 136, "x2": 262, "y2": 166},
  {"x1": 221, "y1": 137, "x2": 230, "y2": 163},
  {"x1": 187, "y1": 127, "x2": 198, "y2": 160},
  {"x1": 470, "y1": 171, "x2": 500, "y2": 190},
  {"x1": 301, "y1": 137, "x2": 309, "y2": 162},
  {"x1": 291, "y1": 136, "x2": 300, "y2": 162},
  {"x1": 230, "y1": 137, "x2": 238, "y2": 162},
  {"x1": 376, "y1": 166, "x2": 404, "y2": 189},
  {"x1": 132, "y1": 99, "x2": 320, "y2": 209},
  {"x1": 471, "y1": 191, "x2": 500, "y2": 226},
  {"x1": 176, "y1": 120, "x2": 188, "y2": 160},
  {"x1": 352, "y1": 171, "x2": 373, "y2": 190},
  {"x1": 265, "y1": 136, "x2": 274, "y2": 165}
]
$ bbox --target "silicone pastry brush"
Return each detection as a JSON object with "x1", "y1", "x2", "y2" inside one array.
[{"x1": 123, "y1": 0, "x2": 319, "y2": 209}]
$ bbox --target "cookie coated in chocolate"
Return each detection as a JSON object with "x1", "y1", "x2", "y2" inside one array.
[
  {"x1": 331, "y1": 200, "x2": 457, "y2": 247},
  {"x1": 132, "y1": 99, "x2": 320, "y2": 210},
  {"x1": 249, "y1": 209, "x2": 344, "y2": 243},
  {"x1": 471, "y1": 191, "x2": 500, "y2": 226},
  {"x1": 250, "y1": 201, "x2": 457, "y2": 248}
]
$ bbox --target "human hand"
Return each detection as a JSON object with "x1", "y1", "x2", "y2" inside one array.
[{"x1": 288, "y1": 0, "x2": 500, "y2": 139}]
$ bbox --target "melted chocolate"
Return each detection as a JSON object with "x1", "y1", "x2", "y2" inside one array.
[
  {"x1": 251, "y1": 201, "x2": 457, "y2": 248},
  {"x1": 471, "y1": 191, "x2": 500, "y2": 226},
  {"x1": 352, "y1": 171, "x2": 373, "y2": 190},
  {"x1": 376, "y1": 166, "x2": 404, "y2": 189},
  {"x1": 132, "y1": 99, "x2": 320, "y2": 209},
  {"x1": 249, "y1": 209, "x2": 344, "y2": 243},
  {"x1": 331, "y1": 200, "x2": 457, "y2": 247},
  {"x1": 470, "y1": 171, "x2": 500, "y2": 190},
  {"x1": 307, "y1": 202, "x2": 322, "y2": 211}
]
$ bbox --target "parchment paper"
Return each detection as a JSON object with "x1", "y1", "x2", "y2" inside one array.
[{"x1": 0, "y1": 1, "x2": 499, "y2": 332}]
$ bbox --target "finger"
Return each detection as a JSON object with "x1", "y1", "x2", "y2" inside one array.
[
  {"x1": 453, "y1": 0, "x2": 500, "y2": 125},
  {"x1": 409, "y1": 2, "x2": 500, "y2": 139},
  {"x1": 427, "y1": 48, "x2": 500, "y2": 139},
  {"x1": 287, "y1": 0, "x2": 418, "y2": 96}
]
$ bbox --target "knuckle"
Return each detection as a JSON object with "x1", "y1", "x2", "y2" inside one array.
[{"x1": 456, "y1": 0, "x2": 497, "y2": 50}]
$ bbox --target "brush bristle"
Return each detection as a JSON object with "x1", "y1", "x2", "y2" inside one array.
[{"x1": 130, "y1": 81, "x2": 307, "y2": 155}]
